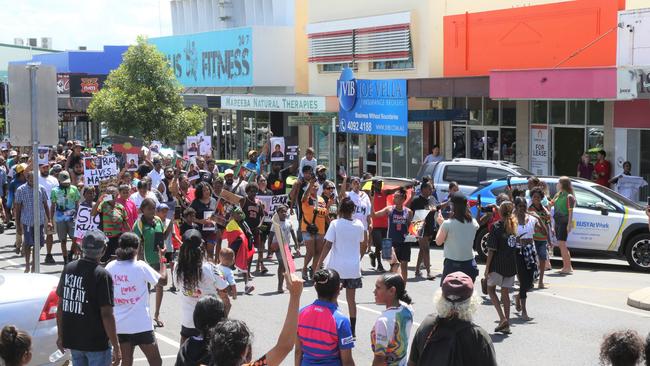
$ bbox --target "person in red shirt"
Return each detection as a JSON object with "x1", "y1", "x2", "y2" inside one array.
[{"x1": 594, "y1": 150, "x2": 611, "y2": 187}]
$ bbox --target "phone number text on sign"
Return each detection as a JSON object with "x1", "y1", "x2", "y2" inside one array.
[{"x1": 339, "y1": 119, "x2": 372, "y2": 133}]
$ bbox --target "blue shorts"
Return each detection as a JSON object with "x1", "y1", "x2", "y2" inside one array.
[
  {"x1": 441, "y1": 258, "x2": 479, "y2": 285},
  {"x1": 22, "y1": 225, "x2": 44, "y2": 248},
  {"x1": 535, "y1": 240, "x2": 548, "y2": 261},
  {"x1": 301, "y1": 231, "x2": 321, "y2": 242},
  {"x1": 70, "y1": 348, "x2": 112, "y2": 366}
]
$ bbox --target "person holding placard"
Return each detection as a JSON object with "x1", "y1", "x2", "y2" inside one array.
[
  {"x1": 92, "y1": 187, "x2": 129, "y2": 263},
  {"x1": 50, "y1": 171, "x2": 82, "y2": 264},
  {"x1": 190, "y1": 182, "x2": 219, "y2": 262},
  {"x1": 267, "y1": 204, "x2": 298, "y2": 293}
]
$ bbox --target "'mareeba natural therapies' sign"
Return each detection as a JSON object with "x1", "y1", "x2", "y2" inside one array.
[{"x1": 221, "y1": 95, "x2": 326, "y2": 113}]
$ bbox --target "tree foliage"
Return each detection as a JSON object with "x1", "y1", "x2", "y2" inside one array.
[{"x1": 88, "y1": 36, "x2": 205, "y2": 143}]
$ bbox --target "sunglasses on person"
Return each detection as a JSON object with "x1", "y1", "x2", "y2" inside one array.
[{"x1": 325, "y1": 186, "x2": 334, "y2": 190}]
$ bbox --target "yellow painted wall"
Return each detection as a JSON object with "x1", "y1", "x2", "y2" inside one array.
[{"x1": 294, "y1": 0, "x2": 309, "y2": 94}]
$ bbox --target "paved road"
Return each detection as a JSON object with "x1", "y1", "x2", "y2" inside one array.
[{"x1": 1, "y1": 225, "x2": 649, "y2": 366}]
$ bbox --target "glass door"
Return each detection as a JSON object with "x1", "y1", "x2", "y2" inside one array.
[
  {"x1": 553, "y1": 127, "x2": 584, "y2": 176},
  {"x1": 469, "y1": 129, "x2": 500, "y2": 160}
]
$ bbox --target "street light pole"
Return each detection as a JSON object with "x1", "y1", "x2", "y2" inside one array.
[{"x1": 27, "y1": 63, "x2": 41, "y2": 274}]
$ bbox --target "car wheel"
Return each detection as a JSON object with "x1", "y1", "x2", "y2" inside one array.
[
  {"x1": 474, "y1": 226, "x2": 489, "y2": 262},
  {"x1": 624, "y1": 234, "x2": 650, "y2": 272}
]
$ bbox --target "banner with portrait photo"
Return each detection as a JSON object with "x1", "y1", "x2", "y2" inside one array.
[
  {"x1": 83, "y1": 155, "x2": 118, "y2": 186},
  {"x1": 186, "y1": 136, "x2": 199, "y2": 157},
  {"x1": 198, "y1": 133, "x2": 212, "y2": 156},
  {"x1": 38, "y1": 147, "x2": 49, "y2": 166},
  {"x1": 150, "y1": 140, "x2": 162, "y2": 154},
  {"x1": 257, "y1": 194, "x2": 288, "y2": 222},
  {"x1": 125, "y1": 154, "x2": 139, "y2": 171},
  {"x1": 269, "y1": 137, "x2": 285, "y2": 162}
]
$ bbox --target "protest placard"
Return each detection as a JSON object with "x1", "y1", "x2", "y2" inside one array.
[
  {"x1": 186, "y1": 136, "x2": 199, "y2": 157},
  {"x1": 258, "y1": 194, "x2": 288, "y2": 222},
  {"x1": 84, "y1": 155, "x2": 118, "y2": 186},
  {"x1": 111, "y1": 136, "x2": 143, "y2": 154},
  {"x1": 38, "y1": 147, "x2": 49, "y2": 166},
  {"x1": 150, "y1": 140, "x2": 162, "y2": 154},
  {"x1": 270, "y1": 137, "x2": 285, "y2": 162},
  {"x1": 74, "y1": 203, "x2": 100, "y2": 240},
  {"x1": 125, "y1": 154, "x2": 139, "y2": 171},
  {"x1": 272, "y1": 213, "x2": 297, "y2": 276},
  {"x1": 198, "y1": 133, "x2": 212, "y2": 156},
  {"x1": 220, "y1": 189, "x2": 243, "y2": 205}
]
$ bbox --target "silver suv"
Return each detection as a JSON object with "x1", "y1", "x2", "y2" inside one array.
[{"x1": 416, "y1": 159, "x2": 531, "y2": 200}]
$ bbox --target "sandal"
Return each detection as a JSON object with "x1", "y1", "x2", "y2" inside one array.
[
  {"x1": 153, "y1": 318, "x2": 164, "y2": 328},
  {"x1": 494, "y1": 321, "x2": 511, "y2": 334},
  {"x1": 514, "y1": 295, "x2": 522, "y2": 312}
]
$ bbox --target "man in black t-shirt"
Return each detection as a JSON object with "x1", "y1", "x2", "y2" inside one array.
[
  {"x1": 56, "y1": 230, "x2": 121, "y2": 366},
  {"x1": 409, "y1": 182, "x2": 438, "y2": 280}
]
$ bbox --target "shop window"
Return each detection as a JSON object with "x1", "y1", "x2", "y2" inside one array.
[
  {"x1": 319, "y1": 63, "x2": 354, "y2": 73},
  {"x1": 348, "y1": 134, "x2": 360, "y2": 177},
  {"x1": 468, "y1": 97, "x2": 482, "y2": 125},
  {"x1": 371, "y1": 53, "x2": 414, "y2": 71},
  {"x1": 443, "y1": 165, "x2": 479, "y2": 186},
  {"x1": 314, "y1": 124, "x2": 331, "y2": 170},
  {"x1": 568, "y1": 101, "x2": 586, "y2": 125},
  {"x1": 469, "y1": 130, "x2": 484, "y2": 159},
  {"x1": 452, "y1": 97, "x2": 467, "y2": 124},
  {"x1": 381, "y1": 135, "x2": 391, "y2": 176},
  {"x1": 587, "y1": 127, "x2": 604, "y2": 154},
  {"x1": 502, "y1": 101, "x2": 516, "y2": 126},
  {"x1": 366, "y1": 135, "x2": 377, "y2": 175},
  {"x1": 392, "y1": 136, "x2": 407, "y2": 178},
  {"x1": 408, "y1": 123, "x2": 423, "y2": 177},
  {"x1": 452, "y1": 126, "x2": 467, "y2": 158},
  {"x1": 484, "y1": 99, "x2": 499, "y2": 126},
  {"x1": 550, "y1": 101, "x2": 566, "y2": 124},
  {"x1": 500, "y1": 128, "x2": 516, "y2": 163},
  {"x1": 588, "y1": 101, "x2": 604, "y2": 125},
  {"x1": 531, "y1": 100, "x2": 548, "y2": 124}
]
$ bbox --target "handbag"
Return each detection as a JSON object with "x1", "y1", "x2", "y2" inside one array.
[{"x1": 303, "y1": 198, "x2": 319, "y2": 235}]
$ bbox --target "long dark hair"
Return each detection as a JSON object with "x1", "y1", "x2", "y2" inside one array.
[
  {"x1": 116, "y1": 232, "x2": 139, "y2": 261},
  {"x1": 382, "y1": 273, "x2": 412, "y2": 305},
  {"x1": 451, "y1": 194, "x2": 472, "y2": 223},
  {"x1": 313, "y1": 268, "x2": 340, "y2": 301},
  {"x1": 175, "y1": 240, "x2": 204, "y2": 290},
  {"x1": 193, "y1": 295, "x2": 226, "y2": 337},
  {"x1": 0, "y1": 325, "x2": 31, "y2": 366},
  {"x1": 195, "y1": 181, "x2": 212, "y2": 200},
  {"x1": 209, "y1": 320, "x2": 252, "y2": 366}
]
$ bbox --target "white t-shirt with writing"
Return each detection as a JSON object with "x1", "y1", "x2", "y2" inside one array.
[
  {"x1": 347, "y1": 190, "x2": 372, "y2": 229},
  {"x1": 105, "y1": 259, "x2": 161, "y2": 334},
  {"x1": 174, "y1": 261, "x2": 229, "y2": 329},
  {"x1": 323, "y1": 218, "x2": 365, "y2": 279}
]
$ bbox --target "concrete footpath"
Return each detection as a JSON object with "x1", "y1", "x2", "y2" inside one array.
[{"x1": 628, "y1": 287, "x2": 650, "y2": 311}]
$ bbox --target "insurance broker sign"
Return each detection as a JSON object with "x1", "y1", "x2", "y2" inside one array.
[{"x1": 337, "y1": 67, "x2": 407, "y2": 137}]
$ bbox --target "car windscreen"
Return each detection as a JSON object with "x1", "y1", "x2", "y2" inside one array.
[
  {"x1": 591, "y1": 185, "x2": 644, "y2": 210},
  {"x1": 514, "y1": 167, "x2": 533, "y2": 175}
]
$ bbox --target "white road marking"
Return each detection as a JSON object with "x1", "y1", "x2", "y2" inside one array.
[
  {"x1": 534, "y1": 291, "x2": 650, "y2": 318},
  {"x1": 338, "y1": 299, "x2": 422, "y2": 327},
  {"x1": 134, "y1": 354, "x2": 177, "y2": 362},
  {"x1": 155, "y1": 331, "x2": 181, "y2": 348}
]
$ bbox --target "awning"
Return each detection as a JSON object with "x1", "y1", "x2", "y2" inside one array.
[
  {"x1": 408, "y1": 109, "x2": 469, "y2": 121},
  {"x1": 407, "y1": 76, "x2": 489, "y2": 98},
  {"x1": 181, "y1": 94, "x2": 221, "y2": 108},
  {"x1": 307, "y1": 12, "x2": 411, "y2": 64},
  {"x1": 490, "y1": 67, "x2": 617, "y2": 100}
]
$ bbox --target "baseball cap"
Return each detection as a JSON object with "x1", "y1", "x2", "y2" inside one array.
[
  {"x1": 19, "y1": 154, "x2": 29, "y2": 159},
  {"x1": 8, "y1": 150, "x2": 17, "y2": 157},
  {"x1": 1, "y1": 146, "x2": 8, "y2": 151},
  {"x1": 316, "y1": 165, "x2": 327, "y2": 172},
  {"x1": 51, "y1": 164, "x2": 63, "y2": 173},
  {"x1": 182, "y1": 229, "x2": 203, "y2": 249},
  {"x1": 224, "y1": 168, "x2": 234, "y2": 176},
  {"x1": 156, "y1": 203, "x2": 169, "y2": 211},
  {"x1": 441, "y1": 272, "x2": 474, "y2": 303},
  {"x1": 15, "y1": 163, "x2": 27, "y2": 174},
  {"x1": 82, "y1": 230, "x2": 108, "y2": 256},
  {"x1": 57, "y1": 171, "x2": 71, "y2": 184}
]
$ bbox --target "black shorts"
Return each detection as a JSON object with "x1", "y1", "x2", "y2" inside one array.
[
  {"x1": 372, "y1": 228, "x2": 388, "y2": 249},
  {"x1": 118, "y1": 331, "x2": 156, "y2": 345},
  {"x1": 341, "y1": 278, "x2": 363, "y2": 289},
  {"x1": 181, "y1": 326, "x2": 200, "y2": 339},
  {"x1": 554, "y1": 215, "x2": 569, "y2": 241},
  {"x1": 393, "y1": 242, "x2": 411, "y2": 262}
]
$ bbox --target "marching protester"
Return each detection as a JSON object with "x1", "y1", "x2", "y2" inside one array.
[
  {"x1": 296, "y1": 269, "x2": 355, "y2": 365},
  {"x1": 174, "y1": 229, "x2": 229, "y2": 344},
  {"x1": 0, "y1": 325, "x2": 32, "y2": 366},
  {"x1": 513, "y1": 195, "x2": 541, "y2": 321},
  {"x1": 160, "y1": 166, "x2": 177, "y2": 219},
  {"x1": 315, "y1": 197, "x2": 366, "y2": 338},
  {"x1": 8, "y1": 163, "x2": 27, "y2": 252},
  {"x1": 372, "y1": 188, "x2": 413, "y2": 282},
  {"x1": 300, "y1": 178, "x2": 330, "y2": 282},
  {"x1": 409, "y1": 181, "x2": 438, "y2": 280},
  {"x1": 339, "y1": 174, "x2": 371, "y2": 258},
  {"x1": 117, "y1": 184, "x2": 138, "y2": 229},
  {"x1": 39, "y1": 161, "x2": 59, "y2": 264},
  {"x1": 50, "y1": 170, "x2": 82, "y2": 264},
  {"x1": 528, "y1": 187, "x2": 552, "y2": 288},
  {"x1": 223, "y1": 207, "x2": 255, "y2": 294},
  {"x1": 371, "y1": 273, "x2": 414, "y2": 366},
  {"x1": 210, "y1": 275, "x2": 303, "y2": 366},
  {"x1": 190, "y1": 182, "x2": 219, "y2": 262},
  {"x1": 241, "y1": 182, "x2": 267, "y2": 274},
  {"x1": 130, "y1": 180, "x2": 159, "y2": 209},
  {"x1": 484, "y1": 201, "x2": 518, "y2": 334},
  {"x1": 92, "y1": 186, "x2": 129, "y2": 263},
  {"x1": 175, "y1": 295, "x2": 226, "y2": 366},
  {"x1": 369, "y1": 179, "x2": 392, "y2": 273},
  {"x1": 14, "y1": 170, "x2": 52, "y2": 273},
  {"x1": 299, "y1": 147, "x2": 317, "y2": 179},
  {"x1": 56, "y1": 230, "x2": 121, "y2": 366},
  {"x1": 105, "y1": 232, "x2": 167, "y2": 366},
  {"x1": 408, "y1": 272, "x2": 497, "y2": 365},
  {"x1": 435, "y1": 192, "x2": 480, "y2": 283},
  {"x1": 550, "y1": 176, "x2": 576, "y2": 274},
  {"x1": 267, "y1": 204, "x2": 299, "y2": 292},
  {"x1": 599, "y1": 330, "x2": 645, "y2": 366}
]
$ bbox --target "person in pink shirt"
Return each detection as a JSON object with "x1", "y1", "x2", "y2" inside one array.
[{"x1": 117, "y1": 184, "x2": 138, "y2": 229}]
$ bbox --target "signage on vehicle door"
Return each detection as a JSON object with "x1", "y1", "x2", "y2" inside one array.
[{"x1": 530, "y1": 125, "x2": 548, "y2": 176}]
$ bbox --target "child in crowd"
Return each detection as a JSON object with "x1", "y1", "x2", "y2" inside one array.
[
  {"x1": 175, "y1": 296, "x2": 227, "y2": 366},
  {"x1": 180, "y1": 207, "x2": 200, "y2": 235},
  {"x1": 0, "y1": 325, "x2": 32, "y2": 366},
  {"x1": 216, "y1": 248, "x2": 237, "y2": 301},
  {"x1": 267, "y1": 204, "x2": 298, "y2": 293}
]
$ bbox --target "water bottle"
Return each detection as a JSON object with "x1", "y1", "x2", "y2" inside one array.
[{"x1": 49, "y1": 349, "x2": 66, "y2": 363}]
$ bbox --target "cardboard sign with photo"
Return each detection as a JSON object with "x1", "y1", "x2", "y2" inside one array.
[
  {"x1": 38, "y1": 147, "x2": 49, "y2": 166},
  {"x1": 270, "y1": 137, "x2": 285, "y2": 162},
  {"x1": 186, "y1": 136, "x2": 199, "y2": 157},
  {"x1": 198, "y1": 133, "x2": 212, "y2": 156},
  {"x1": 126, "y1": 153, "x2": 139, "y2": 171},
  {"x1": 150, "y1": 140, "x2": 162, "y2": 154},
  {"x1": 284, "y1": 136, "x2": 299, "y2": 163}
]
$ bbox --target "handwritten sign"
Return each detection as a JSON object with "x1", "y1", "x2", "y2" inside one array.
[
  {"x1": 74, "y1": 203, "x2": 100, "y2": 240},
  {"x1": 83, "y1": 155, "x2": 118, "y2": 187},
  {"x1": 257, "y1": 194, "x2": 288, "y2": 223}
]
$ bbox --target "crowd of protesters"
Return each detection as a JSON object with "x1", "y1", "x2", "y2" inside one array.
[{"x1": 0, "y1": 138, "x2": 649, "y2": 366}]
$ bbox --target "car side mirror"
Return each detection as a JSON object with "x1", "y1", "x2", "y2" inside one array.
[{"x1": 594, "y1": 202, "x2": 608, "y2": 215}]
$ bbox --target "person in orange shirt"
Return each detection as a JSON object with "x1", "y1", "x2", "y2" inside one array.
[
  {"x1": 594, "y1": 150, "x2": 611, "y2": 187},
  {"x1": 300, "y1": 179, "x2": 332, "y2": 282}
]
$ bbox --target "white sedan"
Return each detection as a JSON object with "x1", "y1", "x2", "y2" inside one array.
[{"x1": 0, "y1": 273, "x2": 69, "y2": 365}]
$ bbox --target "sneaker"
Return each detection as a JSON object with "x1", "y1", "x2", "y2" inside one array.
[
  {"x1": 308, "y1": 266, "x2": 314, "y2": 279},
  {"x1": 44, "y1": 254, "x2": 56, "y2": 264},
  {"x1": 169, "y1": 286, "x2": 177, "y2": 293},
  {"x1": 302, "y1": 270, "x2": 309, "y2": 281},
  {"x1": 369, "y1": 252, "x2": 376, "y2": 268},
  {"x1": 245, "y1": 285, "x2": 255, "y2": 294}
]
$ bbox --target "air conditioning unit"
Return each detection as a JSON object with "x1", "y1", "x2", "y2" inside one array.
[
  {"x1": 78, "y1": 46, "x2": 87, "y2": 50},
  {"x1": 28, "y1": 38, "x2": 37, "y2": 47},
  {"x1": 13, "y1": 38, "x2": 24, "y2": 46},
  {"x1": 41, "y1": 37, "x2": 52, "y2": 49}
]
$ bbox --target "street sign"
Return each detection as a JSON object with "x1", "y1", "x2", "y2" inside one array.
[
  {"x1": 287, "y1": 115, "x2": 332, "y2": 126},
  {"x1": 7, "y1": 63, "x2": 58, "y2": 146}
]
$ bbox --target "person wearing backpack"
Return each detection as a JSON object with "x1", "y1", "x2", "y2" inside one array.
[{"x1": 408, "y1": 272, "x2": 497, "y2": 366}]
